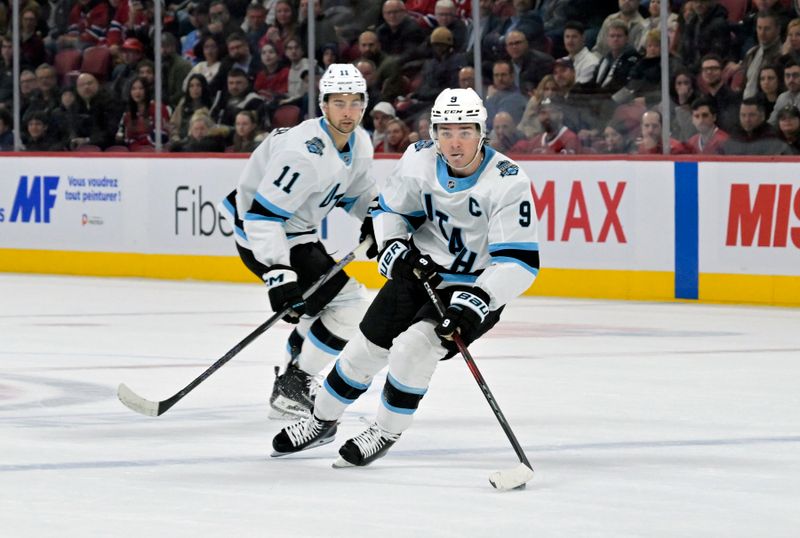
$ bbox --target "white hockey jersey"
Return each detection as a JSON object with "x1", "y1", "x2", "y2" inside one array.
[
  {"x1": 221, "y1": 118, "x2": 376, "y2": 268},
  {"x1": 374, "y1": 141, "x2": 539, "y2": 310}
]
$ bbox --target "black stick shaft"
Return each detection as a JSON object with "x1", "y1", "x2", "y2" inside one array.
[{"x1": 422, "y1": 280, "x2": 533, "y2": 469}]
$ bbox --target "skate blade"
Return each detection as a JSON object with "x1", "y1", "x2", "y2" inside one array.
[
  {"x1": 270, "y1": 434, "x2": 337, "y2": 458},
  {"x1": 332, "y1": 456, "x2": 356, "y2": 468}
]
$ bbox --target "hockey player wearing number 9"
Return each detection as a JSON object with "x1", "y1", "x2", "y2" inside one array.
[
  {"x1": 219, "y1": 64, "x2": 379, "y2": 420},
  {"x1": 272, "y1": 87, "x2": 540, "y2": 468}
]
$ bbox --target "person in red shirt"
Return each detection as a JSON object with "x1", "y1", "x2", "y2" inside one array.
[
  {"x1": 510, "y1": 95, "x2": 580, "y2": 154},
  {"x1": 685, "y1": 96, "x2": 729, "y2": 154},
  {"x1": 636, "y1": 109, "x2": 687, "y2": 154},
  {"x1": 254, "y1": 42, "x2": 289, "y2": 102}
]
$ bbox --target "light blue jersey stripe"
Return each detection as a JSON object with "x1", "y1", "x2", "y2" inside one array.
[
  {"x1": 387, "y1": 373, "x2": 427, "y2": 395},
  {"x1": 324, "y1": 380, "x2": 356, "y2": 404},
  {"x1": 492, "y1": 256, "x2": 539, "y2": 276},
  {"x1": 488, "y1": 242, "x2": 539, "y2": 252},
  {"x1": 307, "y1": 331, "x2": 340, "y2": 356},
  {"x1": 381, "y1": 394, "x2": 416, "y2": 415},
  {"x1": 254, "y1": 192, "x2": 292, "y2": 218},
  {"x1": 335, "y1": 360, "x2": 370, "y2": 390}
]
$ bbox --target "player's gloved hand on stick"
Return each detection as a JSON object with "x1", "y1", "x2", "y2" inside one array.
[
  {"x1": 378, "y1": 239, "x2": 442, "y2": 287},
  {"x1": 435, "y1": 287, "x2": 491, "y2": 343},
  {"x1": 263, "y1": 266, "x2": 306, "y2": 323},
  {"x1": 358, "y1": 199, "x2": 380, "y2": 259}
]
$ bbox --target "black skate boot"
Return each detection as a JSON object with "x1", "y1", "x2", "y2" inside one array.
[
  {"x1": 271, "y1": 414, "x2": 338, "y2": 457},
  {"x1": 332, "y1": 422, "x2": 401, "y2": 468},
  {"x1": 269, "y1": 363, "x2": 320, "y2": 420}
]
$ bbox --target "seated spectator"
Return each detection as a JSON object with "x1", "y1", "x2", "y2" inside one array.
[
  {"x1": 254, "y1": 42, "x2": 289, "y2": 102},
  {"x1": 723, "y1": 97, "x2": 793, "y2": 154},
  {"x1": 18, "y1": 69, "x2": 38, "y2": 119},
  {"x1": 115, "y1": 76, "x2": 170, "y2": 150},
  {"x1": 678, "y1": 0, "x2": 732, "y2": 71},
  {"x1": 742, "y1": 11, "x2": 783, "y2": 99},
  {"x1": 284, "y1": 38, "x2": 309, "y2": 101},
  {"x1": 259, "y1": 0, "x2": 297, "y2": 56},
  {"x1": 181, "y1": 2, "x2": 210, "y2": 64},
  {"x1": 779, "y1": 18, "x2": 800, "y2": 67},
  {"x1": 161, "y1": 32, "x2": 193, "y2": 108},
  {"x1": 636, "y1": 109, "x2": 687, "y2": 154},
  {"x1": 66, "y1": 0, "x2": 112, "y2": 49},
  {"x1": 412, "y1": 27, "x2": 466, "y2": 103},
  {"x1": 593, "y1": 0, "x2": 645, "y2": 58},
  {"x1": 207, "y1": 1, "x2": 242, "y2": 42},
  {"x1": 229, "y1": 110, "x2": 261, "y2": 153},
  {"x1": 376, "y1": 0, "x2": 427, "y2": 57},
  {"x1": 740, "y1": 0, "x2": 794, "y2": 57},
  {"x1": 112, "y1": 38, "x2": 146, "y2": 101},
  {"x1": 318, "y1": 43, "x2": 340, "y2": 72},
  {"x1": 769, "y1": 59, "x2": 800, "y2": 124},
  {"x1": 215, "y1": 32, "x2": 262, "y2": 96},
  {"x1": 591, "y1": 19, "x2": 640, "y2": 96},
  {"x1": 170, "y1": 110, "x2": 227, "y2": 152},
  {"x1": 170, "y1": 74, "x2": 213, "y2": 143},
  {"x1": 563, "y1": 21, "x2": 599, "y2": 85},
  {"x1": 685, "y1": 96, "x2": 729, "y2": 154},
  {"x1": 504, "y1": 30, "x2": 554, "y2": 92},
  {"x1": 70, "y1": 72, "x2": 123, "y2": 150},
  {"x1": 518, "y1": 74, "x2": 560, "y2": 137},
  {"x1": 636, "y1": 0, "x2": 677, "y2": 53},
  {"x1": 0, "y1": 107, "x2": 14, "y2": 150},
  {"x1": 243, "y1": 2, "x2": 269, "y2": 54},
  {"x1": 776, "y1": 103, "x2": 800, "y2": 152},
  {"x1": 488, "y1": 111, "x2": 526, "y2": 153},
  {"x1": 0, "y1": 35, "x2": 13, "y2": 109},
  {"x1": 211, "y1": 67, "x2": 265, "y2": 129},
  {"x1": 511, "y1": 96, "x2": 580, "y2": 154},
  {"x1": 458, "y1": 66, "x2": 476, "y2": 90},
  {"x1": 376, "y1": 117, "x2": 411, "y2": 153},
  {"x1": 407, "y1": 111, "x2": 432, "y2": 143},
  {"x1": 698, "y1": 54, "x2": 741, "y2": 133},
  {"x1": 29, "y1": 63, "x2": 60, "y2": 115},
  {"x1": 20, "y1": 6, "x2": 46, "y2": 70},
  {"x1": 185, "y1": 34, "x2": 225, "y2": 92},
  {"x1": 485, "y1": 59, "x2": 528, "y2": 130},
  {"x1": 624, "y1": 30, "x2": 666, "y2": 101},
  {"x1": 600, "y1": 120, "x2": 636, "y2": 154},
  {"x1": 50, "y1": 88, "x2": 79, "y2": 148},
  {"x1": 757, "y1": 64, "x2": 785, "y2": 119},
  {"x1": 670, "y1": 67, "x2": 700, "y2": 141},
  {"x1": 431, "y1": 0, "x2": 469, "y2": 53},
  {"x1": 370, "y1": 101, "x2": 396, "y2": 149},
  {"x1": 496, "y1": 0, "x2": 544, "y2": 53},
  {"x1": 22, "y1": 110, "x2": 63, "y2": 151},
  {"x1": 136, "y1": 59, "x2": 156, "y2": 92}
]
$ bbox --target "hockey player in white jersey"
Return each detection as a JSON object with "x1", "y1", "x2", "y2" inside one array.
[
  {"x1": 220, "y1": 64, "x2": 378, "y2": 419},
  {"x1": 272, "y1": 87, "x2": 539, "y2": 466}
]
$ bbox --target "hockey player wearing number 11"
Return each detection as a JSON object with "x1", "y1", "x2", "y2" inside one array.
[
  {"x1": 219, "y1": 64, "x2": 379, "y2": 420},
  {"x1": 272, "y1": 87, "x2": 540, "y2": 468}
]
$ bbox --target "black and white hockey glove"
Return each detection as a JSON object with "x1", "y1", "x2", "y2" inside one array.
[
  {"x1": 358, "y1": 198, "x2": 380, "y2": 259},
  {"x1": 435, "y1": 288, "x2": 491, "y2": 343},
  {"x1": 378, "y1": 239, "x2": 442, "y2": 287},
  {"x1": 263, "y1": 266, "x2": 306, "y2": 324}
]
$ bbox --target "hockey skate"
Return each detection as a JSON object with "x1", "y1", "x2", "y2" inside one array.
[
  {"x1": 271, "y1": 414, "x2": 338, "y2": 457},
  {"x1": 332, "y1": 422, "x2": 401, "y2": 468},
  {"x1": 268, "y1": 363, "x2": 320, "y2": 420}
]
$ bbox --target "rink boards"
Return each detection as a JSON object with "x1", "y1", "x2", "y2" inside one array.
[{"x1": 0, "y1": 153, "x2": 798, "y2": 306}]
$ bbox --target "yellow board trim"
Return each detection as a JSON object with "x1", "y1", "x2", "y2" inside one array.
[{"x1": 1, "y1": 249, "x2": 797, "y2": 305}]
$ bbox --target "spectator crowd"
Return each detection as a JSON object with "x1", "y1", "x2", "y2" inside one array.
[{"x1": 1, "y1": 0, "x2": 800, "y2": 155}]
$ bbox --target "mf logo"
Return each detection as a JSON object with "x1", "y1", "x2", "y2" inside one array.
[{"x1": 5, "y1": 175, "x2": 60, "y2": 223}]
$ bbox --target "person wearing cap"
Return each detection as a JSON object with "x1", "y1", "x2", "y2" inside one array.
[
  {"x1": 370, "y1": 101, "x2": 396, "y2": 149},
  {"x1": 111, "y1": 38, "x2": 146, "y2": 101},
  {"x1": 511, "y1": 95, "x2": 580, "y2": 154},
  {"x1": 776, "y1": 104, "x2": 800, "y2": 153},
  {"x1": 219, "y1": 64, "x2": 377, "y2": 421},
  {"x1": 413, "y1": 26, "x2": 467, "y2": 103}
]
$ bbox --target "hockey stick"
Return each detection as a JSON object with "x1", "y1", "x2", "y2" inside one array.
[
  {"x1": 421, "y1": 280, "x2": 535, "y2": 491},
  {"x1": 117, "y1": 238, "x2": 373, "y2": 417}
]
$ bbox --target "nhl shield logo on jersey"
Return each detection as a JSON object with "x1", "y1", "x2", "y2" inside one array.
[
  {"x1": 414, "y1": 140, "x2": 434, "y2": 151},
  {"x1": 447, "y1": 179, "x2": 456, "y2": 189},
  {"x1": 496, "y1": 160, "x2": 519, "y2": 177},
  {"x1": 305, "y1": 137, "x2": 325, "y2": 156}
]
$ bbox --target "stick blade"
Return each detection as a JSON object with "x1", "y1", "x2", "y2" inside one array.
[
  {"x1": 489, "y1": 462, "x2": 534, "y2": 491},
  {"x1": 117, "y1": 383, "x2": 160, "y2": 417}
]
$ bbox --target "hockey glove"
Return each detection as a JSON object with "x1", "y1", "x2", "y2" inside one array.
[
  {"x1": 263, "y1": 266, "x2": 306, "y2": 323},
  {"x1": 435, "y1": 288, "x2": 491, "y2": 343},
  {"x1": 378, "y1": 239, "x2": 442, "y2": 287},
  {"x1": 358, "y1": 198, "x2": 380, "y2": 259}
]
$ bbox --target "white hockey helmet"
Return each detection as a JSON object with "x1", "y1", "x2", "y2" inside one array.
[
  {"x1": 318, "y1": 63, "x2": 368, "y2": 108},
  {"x1": 429, "y1": 88, "x2": 488, "y2": 144}
]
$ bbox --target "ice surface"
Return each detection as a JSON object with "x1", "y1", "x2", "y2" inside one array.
[{"x1": 1, "y1": 274, "x2": 799, "y2": 537}]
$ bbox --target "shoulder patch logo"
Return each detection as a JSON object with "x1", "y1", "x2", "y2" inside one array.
[
  {"x1": 496, "y1": 160, "x2": 519, "y2": 177},
  {"x1": 414, "y1": 140, "x2": 434, "y2": 151},
  {"x1": 305, "y1": 137, "x2": 325, "y2": 156}
]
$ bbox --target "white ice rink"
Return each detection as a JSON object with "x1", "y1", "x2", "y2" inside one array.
[{"x1": 1, "y1": 273, "x2": 799, "y2": 537}]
